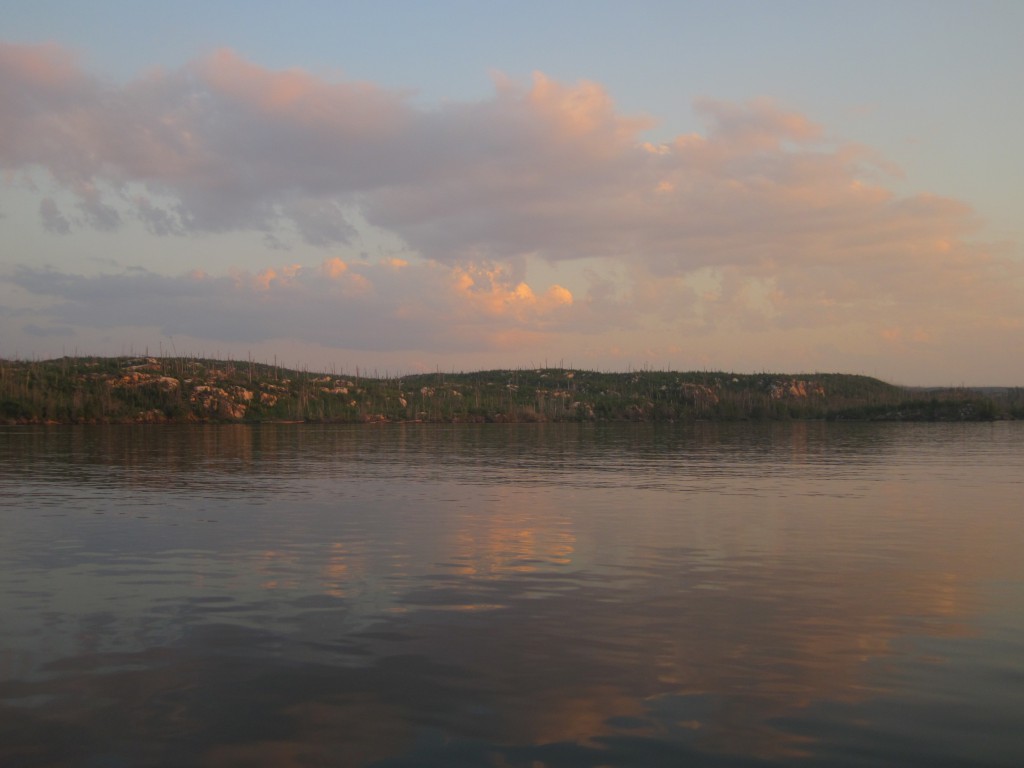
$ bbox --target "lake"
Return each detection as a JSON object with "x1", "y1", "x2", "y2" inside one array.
[{"x1": 1, "y1": 422, "x2": 1022, "y2": 766}]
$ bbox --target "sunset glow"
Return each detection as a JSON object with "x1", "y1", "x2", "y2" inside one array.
[{"x1": 2, "y1": 2, "x2": 1021, "y2": 384}]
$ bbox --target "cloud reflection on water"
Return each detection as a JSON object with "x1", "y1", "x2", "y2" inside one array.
[{"x1": 1, "y1": 423, "x2": 1022, "y2": 766}]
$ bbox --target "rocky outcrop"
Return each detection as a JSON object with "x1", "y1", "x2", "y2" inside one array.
[
  {"x1": 105, "y1": 372, "x2": 180, "y2": 392},
  {"x1": 769, "y1": 379, "x2": 826, "y2": 399},
  {"x1": 681, "y1": 383, "x2": 719, "y2": 406},
  {"x1": 190, "y1": 385, "x2": 247, "y2": 419}
]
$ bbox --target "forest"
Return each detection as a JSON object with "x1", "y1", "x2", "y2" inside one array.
[{"x1": 1, "y1": 356, "x2": 1020, "y2": 425}]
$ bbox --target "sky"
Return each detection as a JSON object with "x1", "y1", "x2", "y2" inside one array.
[{"x1": 1, "y1": 1, "x2": 1021, "y2": 385}]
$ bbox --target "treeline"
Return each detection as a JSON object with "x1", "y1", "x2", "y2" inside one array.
[{"x1": 1, "y1": 356, "x2": 1021, "y2": 425}]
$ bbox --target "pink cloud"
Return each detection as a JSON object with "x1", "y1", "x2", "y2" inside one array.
[
  {"x1": 0, "y1": 42, "x2": 997, "y2": 277},
  {"x1": 450, "y1": 263, "x2": 573, "y2": 323},
  {"x1": 9, "y1": 257, "x2": 593, "y2": 356},
  {"x1": 1, "y1": 42, "x2": 1021, "y2": 380},
  {"x1": 692, "y1": 97, "x2": 822, "y2": 151}
]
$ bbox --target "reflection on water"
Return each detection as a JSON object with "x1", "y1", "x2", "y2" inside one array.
[{"x1": 1, "y1": 422, "x2": 1023, "y2": 766}]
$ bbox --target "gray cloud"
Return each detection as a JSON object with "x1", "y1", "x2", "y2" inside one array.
[
  {"x1": 77, "y1": 194, "x2": 121, "y2": 231},
  {"x1": 39, "y1": 197, "x2": 71, "y2": 234},
  {"x1": 283, "y1": 198, "x2": 357, "y2": 247},
  {"x1": 135, "y1": 196, "x2": 184, "y2": 236}
]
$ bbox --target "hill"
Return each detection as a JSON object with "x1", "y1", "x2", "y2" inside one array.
[{"x1": 1, "y1": 356, "x2": 1020, "y2": 425}]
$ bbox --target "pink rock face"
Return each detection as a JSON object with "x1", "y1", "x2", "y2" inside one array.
[
  {"x1": 188, "y1": 386, "x2": 247, "y2": 419},
  {"x1": 770, "y1": 379, "x2": 826, "y2": 400}
]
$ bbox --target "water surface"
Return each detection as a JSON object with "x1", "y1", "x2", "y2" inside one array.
[{"x1": 2, "y1": 422, "x2": 1022, "y2": 766}]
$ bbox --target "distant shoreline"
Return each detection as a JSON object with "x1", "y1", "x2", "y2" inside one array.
[{"x1": 2, "y1": 356, "x2": 1020, "y2": 425}]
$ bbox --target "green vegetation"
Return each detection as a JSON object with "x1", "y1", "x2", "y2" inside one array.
[{"x1": 0, "y1": 356, "x2": 1019, "y2": 424}]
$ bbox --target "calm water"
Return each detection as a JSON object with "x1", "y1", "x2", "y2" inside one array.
[{"x1": 1, "y1": 422, "x2": 1023, "y2": 767}]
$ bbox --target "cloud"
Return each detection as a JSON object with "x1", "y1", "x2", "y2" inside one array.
[
  {"x1": 9, "y1": 259, "x2": 587, "y2": 354},
  {"x1": 39, "y1": 197, "x2": 71, "y2": 234},
  {"x1": 130, "y1": 194, "x2": 181, "y2": 236},
  {"x1": 282, "y1": 198, "x2": 357, "y2": 247},
  {"x1": 0, "y1": 43, "x2": 967, "y2": 266},
  {"x1": 1, "y1": 41, "x2": 1021, "y2": 379}
]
